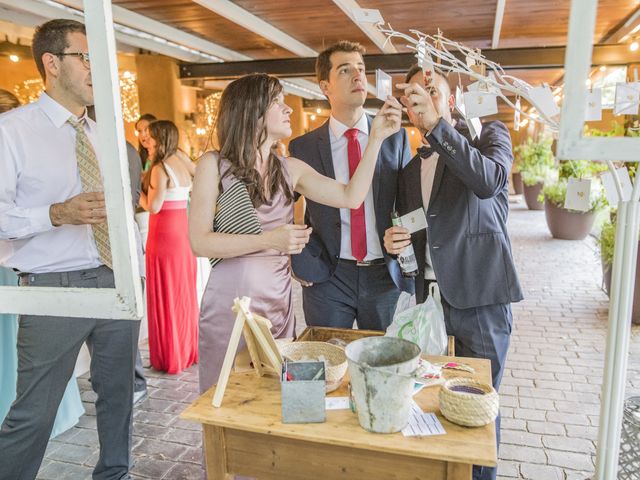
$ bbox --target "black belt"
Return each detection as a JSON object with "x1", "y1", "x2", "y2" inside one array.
[{"x1": 340, "y1": 258, "x2": 386, "y2": 267}]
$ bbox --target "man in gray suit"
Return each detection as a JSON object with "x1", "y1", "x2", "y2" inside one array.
[
  {"x1": 384, "y1": 66, "x2": 523, "y2": 480},
  {"x1": 0, "y1": 19, "x2": 139, "y2": 480},
  {"x1": 289, "y1": 41, "x2": 413, "y2": 331}
]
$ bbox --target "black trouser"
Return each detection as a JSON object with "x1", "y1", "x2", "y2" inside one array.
[
  {"x1": 425, "y1": 281, "x2": 512, "y2": 480},
  {"x1": 0, "y1": 266, "x2": 140, "y2": 480},
  {"x1": 302, "y1": 260, "x2": 401, "y2": 331}
]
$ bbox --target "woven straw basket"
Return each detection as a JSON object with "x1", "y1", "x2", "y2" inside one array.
[
  {"x1": 280, "y1": 341, "x2": 348, "y2": 393},
  {"x1": 439, "y1": 378, "x2": 499, "y2": 427}
]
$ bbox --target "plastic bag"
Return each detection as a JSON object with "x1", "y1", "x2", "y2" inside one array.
[{"x1": 386, "y1": 283, "x2": 447, "y2": 355}]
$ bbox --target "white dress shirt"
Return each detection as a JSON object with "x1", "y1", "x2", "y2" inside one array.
[
  {"x1": 421, "y1": 152, "x2": 439, "y2": 280},
  {"x1": 0, "y1": 92, "x2": 103, "y2": 273},
  {"x1": 329, "y1": 114, "x2": 383, "y2": 261}
]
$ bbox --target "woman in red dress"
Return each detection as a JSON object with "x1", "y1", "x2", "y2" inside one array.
[{"x1": 140, "y1": 120, "x2": 198, "y2": 374}]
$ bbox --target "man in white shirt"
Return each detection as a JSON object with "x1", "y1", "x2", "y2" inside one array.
[
  {"x1": 0, "y1": 19, "x2": 140, "y2": 480},
  {"x1": 289, "y1": 41, "x2": 413, "y2": 330}
]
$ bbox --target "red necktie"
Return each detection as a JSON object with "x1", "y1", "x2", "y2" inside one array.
[{"x1": 345, "y1": 128, "x2": 367, "y2": 262}]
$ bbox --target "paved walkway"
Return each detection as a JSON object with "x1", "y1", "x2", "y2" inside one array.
[{"x1": 36, "y1": 202, "x2": 640, "y2": 480}]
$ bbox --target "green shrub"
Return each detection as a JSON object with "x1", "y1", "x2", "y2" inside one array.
[
  {"x1": 598, "y1": 220, "x2": 616, "y2": 267},
  {"x1": 515, "y1": 137, "x2": 554, "y2": 186}
]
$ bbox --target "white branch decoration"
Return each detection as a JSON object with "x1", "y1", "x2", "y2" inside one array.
[{"x1": 378, "y1": 27, "x2": 561, "y2": 130}]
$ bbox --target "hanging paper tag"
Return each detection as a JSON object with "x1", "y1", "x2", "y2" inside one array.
[
  {"x1": 585, "y1": 88, "x2": 602, "y2": 121},
  {"x1": 467, "y1": 80, "x2": 498, "y2": 94},
  {"x1": 564, "y1": 178, "x2": 591, "y2": 212},
  {"x1": 455, "y1": 85, "x2": 465, "y2": 116},
  {"x1": 470, "y1": 64, "x2": 486, "y2": 76},
  {"x1": 613, "y1": 82, "x2": 640, "y2": 116},
  {"x1": 416, "y1": 39, "x2": 435, "y2": 78},
  {"x1": 468, "y1": 117, "x2": 482, "y2": 140},
  {"x1": 351, "y1": 7, "x2": 384, "y2": 24},
  {"x1": 375, "y1": 69, "x2": 392, "y2": 101},
  {"x1": 601, "y1": 167, "x2": 633, "y2": 207},
  {"x1": 529, "y1": 85, "x2": 561, "y2": 118},
  {"x1": 514, "y1": 98, "x2": 521, "y2": 131},
  {"x1": 463, "y1": 91, "x2": 498, "y2": 118}
]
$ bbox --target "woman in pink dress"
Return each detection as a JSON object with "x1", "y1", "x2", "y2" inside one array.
[
  {"x1": 189, "y1": 74, "x2": 403, "y2": 393},
  {"x1": 140, "y1": 120, "x2": 198, "y2": 374}
]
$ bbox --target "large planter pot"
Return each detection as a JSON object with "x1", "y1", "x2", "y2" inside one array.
[
  {"x1": 511, "y1": 172, "x2": 524, "y2": 195},
  {"x1": 543, "y1": 201, "x2": 595, "y2": 240},
  {"x1": 523, "y1": 182, "x2": 544, "y2": 210},
  {"x1": 602, "y1": 250, "x2": 640, "y2": 325}
]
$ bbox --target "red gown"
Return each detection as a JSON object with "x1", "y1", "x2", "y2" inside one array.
[{"x1": 145, "y1": 164, "x2": 198, "y2": 374}]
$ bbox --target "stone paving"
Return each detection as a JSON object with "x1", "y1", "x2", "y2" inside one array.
[{"x1": 36, "y1": 201, "x2": 640, "y2": 480}]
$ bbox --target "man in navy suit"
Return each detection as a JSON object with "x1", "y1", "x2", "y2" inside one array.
[
  {"x1": 385, "y1": 66, "x2": 524, "y2": 480},
  {"x1": 289, "y1": 41, "x2": 412, "y2": 331}
]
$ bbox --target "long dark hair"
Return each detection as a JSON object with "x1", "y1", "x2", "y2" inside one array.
[
  {"x1": 142, "y1": 120, "x2": 179, "y2": 192},
  {"x1": 136, "y1": 113, "x2": 157, "y2": 169},
  {"x1": 215, "y1": 73, "x2": 293, "y2": 207}
]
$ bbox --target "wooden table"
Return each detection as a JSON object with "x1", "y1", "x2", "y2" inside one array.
[{"x1": 181, "y1": 355, "x2": 496, "y2": 480}]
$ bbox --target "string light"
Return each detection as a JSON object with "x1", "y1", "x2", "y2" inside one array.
[
  {"x1": 9, "y1": 54, "x2": 19, "y2": 63},
  {"x1": 13, "y1": 71, "x2": 140, "y2": 123},
  {"x1": 310, "y1": 114, "x2": 317, "y2": 121},
  {"x1": 316, "y1": 108, "x2": 322, "y2": 114},
  {"x1": 204, "y1": 92, "x2": 222, "y2": 126},
  {"x1": 119, "y1": 70, "x2": 140, "y2": 123},
  {"x1": 13, "y1": 78, "x2": 44, "y2": 104}
]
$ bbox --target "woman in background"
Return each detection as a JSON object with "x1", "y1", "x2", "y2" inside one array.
[
  {"x1": 140, "y1": 120, "x2": 198, "y2": 374},
  {"x1": 0, "y1": 89, "x2": 84, "y2": 437},
  {"x1": 135, "y1": 113, "x2": 157, "y2": 171}
]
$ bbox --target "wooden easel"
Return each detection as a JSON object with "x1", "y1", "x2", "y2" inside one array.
[{"x1": 212, "y1": 297, "x2": 283, "y2": 407}]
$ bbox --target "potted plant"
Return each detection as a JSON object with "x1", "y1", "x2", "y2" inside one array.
[
  {"x1": 515, "y1": 137, "x2": 554, "y2": 210},
  {"x1": 511, "y1": 150, "x2": 524, "y2": 195},
  {"x1": 538, "y1": 160, "x2": 607, "y2": 240},
  {"x1": 599, "y1": 218, "x2": 640, "y2": 325}
]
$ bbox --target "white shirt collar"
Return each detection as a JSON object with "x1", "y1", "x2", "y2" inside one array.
[
  {"x1": 329, "y1": 113, "x2": 369, "y2": 141},
  {"x1": 37, "y1": 92, "x2": 93, "y2": 132}
]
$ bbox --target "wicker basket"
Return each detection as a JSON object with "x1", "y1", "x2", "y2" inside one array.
[
  {"x1": 439, "y1": 378, "x2": 499, "y2": 427},
  {"x1": 280, "y1": 341, "x2": 348, "y2": 393}
]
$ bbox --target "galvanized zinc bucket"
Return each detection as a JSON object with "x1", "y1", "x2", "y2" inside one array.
[{"x1": 345, "y1": 336, "x2": 421, "y2": 433}]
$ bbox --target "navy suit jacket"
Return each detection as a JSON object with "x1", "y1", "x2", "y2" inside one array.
[
  {"x1": 397, "y1": 118, "x2": 524, "y2": 309},
  {"x1": 289, "y1": 116, "x2": 413, "y2": 293}
]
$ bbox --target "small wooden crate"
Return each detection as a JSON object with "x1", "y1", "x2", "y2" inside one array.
[
  {"x1": 296, "y1": 326, "x2": 383, "y2": 344},
  {"x1": 297, "y1": 326, "x2": 455, "y2": 357}
]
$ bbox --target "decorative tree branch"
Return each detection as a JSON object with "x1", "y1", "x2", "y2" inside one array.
[{"x1": 379, "y1": 27, "x2": 561, "y2": 130}]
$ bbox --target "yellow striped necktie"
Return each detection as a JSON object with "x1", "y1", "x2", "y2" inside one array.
[{"x1": 68, "y1": 117, "x2": 112, "y2": 269}]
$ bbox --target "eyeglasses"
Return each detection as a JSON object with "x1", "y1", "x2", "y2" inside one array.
[{"x1": 53, "y1": 52, "x2": 90, "y2": 68}]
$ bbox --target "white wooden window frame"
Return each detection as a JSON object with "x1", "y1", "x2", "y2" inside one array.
[
  {"x1": 558, "y1": 2, "x2": 640, "y2": 479},
  {"x1": 0, "y1": 0, "x2": 143, "y2": 320},
  {"x1": 557, "y1": 1, "x2": 639, "y2": 162}
]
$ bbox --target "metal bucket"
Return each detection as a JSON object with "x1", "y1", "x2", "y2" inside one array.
[{"x1": 345, "y1": 336, "x2": 421, "y2": 433}]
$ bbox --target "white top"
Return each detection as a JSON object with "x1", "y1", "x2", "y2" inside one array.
[
  {"x1": 0, "y1": 93, "x2": 104, "y2": 273},
  {"x1": 329, "y1": 114, "x2": 383, "y2": 261},
  {"x1": 162, "y1": 162, "x2": 191, "y2": 202},
  {"x1": 421, "y1": 152, "x2": 439, "y2": 281}
]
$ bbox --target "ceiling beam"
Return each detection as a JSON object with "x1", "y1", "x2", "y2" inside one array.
[
  {"x1": 190, "y1": 0, "x2": 376, "y2": 95},
  {"x1": 601, "y1": 5, "x2": 640, "y2": 44},
  {"x1": 0, "y1": 0, "x2": 224, "y2": 62},
  {"x1": 180, "y1": 43, "x2": 640, "y2": 80},
  {"x1": 0, "y1": 0, "x2": 325, "y2": 98},
  {"x1": 191, "y1": 0, "x2": 317, "y2": 58},
  {"x1": 331, "y1": 0, "x2": 397, "y2": 54},
  {"x1": 491, "y1": 0, "x2": 506, "y2": 49},
  {"x1": 56, "y1": 0, "x2": 249, "y2": 61}
]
